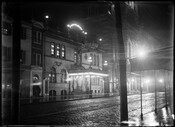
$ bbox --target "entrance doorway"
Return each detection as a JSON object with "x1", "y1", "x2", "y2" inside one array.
[{"x1": 33, "y1": 85, "x2": 41, "y2": 97}]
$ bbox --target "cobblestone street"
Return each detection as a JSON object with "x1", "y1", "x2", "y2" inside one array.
[{"x1": 17, "y1": 92, "x2": 168, "y2": 126}]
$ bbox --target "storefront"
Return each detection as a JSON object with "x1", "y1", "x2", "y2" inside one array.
[{"x1": 68, "y1": 68, "x2": 108, "y2": 97}]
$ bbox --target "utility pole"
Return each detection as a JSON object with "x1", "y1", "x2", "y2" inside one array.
[
  {"x1": 114, "y1": 2, "x2": 128, "y2": 124},
  {"x1": 11, "y1": 2, "x2": 21, "y2": 124}
]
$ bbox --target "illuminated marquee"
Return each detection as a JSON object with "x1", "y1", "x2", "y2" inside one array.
[
  {"x1": 69, "y1": 72, "x2": 108, "y2": 77},
  {"x1": 67, "y1": 23, "x2": 87, "y2": 35}
]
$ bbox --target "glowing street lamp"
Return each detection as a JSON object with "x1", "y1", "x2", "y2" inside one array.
[
  {"x1": 137, "y1": 46, "x2": 148, "y2": 121},
  {"x1": 137, "y1": 48, "x2": 148, "y2": 59},
  {"x1": 88, "y1": 56, "x2": 93, "y2": 98},
  {"x1": 45, "y1": 15, "x2": 49, "y2": 19},
  {"x1": 158, "y1": 78, "x2": 163, "y2": 83}
]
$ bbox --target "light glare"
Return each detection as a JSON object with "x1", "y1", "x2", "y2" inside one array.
[{"x1": 45, "y1": 15, "x2": 49, "y2": 19}]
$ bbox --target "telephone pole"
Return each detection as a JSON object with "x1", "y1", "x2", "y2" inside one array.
[
  {"x1": 114, "y1": 1, "x2": 128, "y2": 124},
  {"x1": 11, "y1": 2, "x2": 21, "y2": 124}
]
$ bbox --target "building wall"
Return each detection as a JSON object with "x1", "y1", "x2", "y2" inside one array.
[
  {"x1": 21, "y1": 23, "x2": 32, "y2": 65},
  {"x1": 44, "y1": 34, "x2": 76, "y2": 96}
]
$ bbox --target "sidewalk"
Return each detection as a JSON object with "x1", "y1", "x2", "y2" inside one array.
[{"x1": 140, "y1": 106, "x2": 174, "y2": 126}]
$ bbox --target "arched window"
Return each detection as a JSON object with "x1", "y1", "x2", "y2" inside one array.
[
  {"x1": 33, "y1": 74, "x2": 40, "y2": 83},
  {"x1": 49, "y1": 67, "x2": 56, "y2": 83},
  {"x1": 61, "y1": 69, "x2": 67, "y2": 83}
]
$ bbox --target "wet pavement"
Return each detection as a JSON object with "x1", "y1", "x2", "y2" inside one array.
[
  {"x1": 127, "y1": 106, "x2": 174, "y2": 126},
  {"x1": 2, "y1": 92, "x2": 174, "y2": 126}
]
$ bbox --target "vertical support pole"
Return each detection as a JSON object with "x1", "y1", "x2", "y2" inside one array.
[
  {"x1": 140, "y1": 70, "x2": 143, "y2": 120},
  {"x1": 154, "y1": 70, "x2": 157, "y2": 114},
  {"x1": 114, "y1": 2, "x2": 128, "y2": 124},
  {"x1": 164, "y1": 70, "x2": 167, "y2": 108},
  {"x1": 11, "y1": 2, "x2": 20, "y2": 124},
  {"x1": 89, "y1": 75, "x2": 92, "y2": 98}
]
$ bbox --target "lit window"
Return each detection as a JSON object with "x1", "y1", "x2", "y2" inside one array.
[
  {"x1": 2, "y1": 22, "x2": 12, "y2": 36},
  {"x1": 74, "y1": 51, "x2": 77, "y2": 63},
  {"x1": 51, "y1": 42, "x2": 55, "y2": 55},
  {"x1": 56, "y1": 44, "x2": 60, "y2": 57},
  {"x1": 49, "y1": 67, "x2": 56, "y2": 83},
  {"x1": 61, "y1": 45, "x2": 65, "y2": 58}
]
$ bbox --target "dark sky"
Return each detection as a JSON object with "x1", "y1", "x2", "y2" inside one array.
[
  {"x1": 4, "y1": 1, "x2": 174, "y2": 48},
  {"x1": 137, "y1": 2, "x2": 173, "y2": 48}
]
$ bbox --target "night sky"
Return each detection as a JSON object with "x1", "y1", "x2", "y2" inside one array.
[{"x1": 4, "y1": 1, "x2": 174, "y2": 48}]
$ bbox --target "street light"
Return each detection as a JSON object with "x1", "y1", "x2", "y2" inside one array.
[
  {"x1": 88, "y1": 56, "x2": 93, "y2": 98},
  {"x1": 99, "y1": 38, "x2": 102, "y2": 41},
  {"x1": 45, "y1": 15, "x2": 49, "y2": 19},
  {"x1": 137, "y1": 47, "x2": 148, "y2": 121},
  {"x1": 103, "y1": 60, "x2": 116, "y2": 96}
]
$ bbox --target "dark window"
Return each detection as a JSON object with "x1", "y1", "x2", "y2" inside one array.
[
  {"x1": 20, "y1": 50, "x2": 26, "y2": 64},
  {"x1": 21, "y1": 27, "x2": 27, "y2": 39},
  {"x1": 2, "y1": 22, "x2": 12, "y2": 35},
  {"x1": 33, "y1": 30, "x2": 42, "y2": 44},
  {"x1": 97, "y1": 55, "x2": 99, "y2": 66},
  {"x1": 94, "y1": 54, "x2": 96, "y2": 66},
  {"x1": 2, "y1": 46, "x2": 11, "y2": 61},
  {"x1": 38, "y1": 32, "x2": 41, "y2": 43},
  {"x1": 33, "y1": 31, "x2": 37, "y2": 42},
  {"x1": 33, "y1": 52, "x2": 41, "y2": 66}
]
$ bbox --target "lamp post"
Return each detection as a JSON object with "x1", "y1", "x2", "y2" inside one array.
[
  {"x1": 88, "y1": 56, "x2": 93, "y2": 98},
  {"x1": 103, "y1": 60, "x2": 116, "y2": 96},
  {"x1": 154, "y1": 70, "x2": 157, "y2": 113},
  {"x1": 159, "y1": 76, "x2": 167, "y2": 109},
  {"x1": 140, "y1": 69, "x2": 143, "y2": 120},
  {"x1": 137, "y1": 47, "x2": 148, "y2": 121}
]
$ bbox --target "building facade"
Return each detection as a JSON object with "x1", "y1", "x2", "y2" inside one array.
[{"x1": 2, "y1": 16, "x2": 108, "y2": 100}]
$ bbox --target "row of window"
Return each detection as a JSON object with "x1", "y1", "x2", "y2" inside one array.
[
  {"x1": 2, "y1": 46, "x2": 26, "y2": 64},
  {"x1": 93, "y1": 90, "x2": 101, "y2": 93},
  {"x1": 2, "y1": 22, "x2": 42, "y2": 44},
  {"x1": 2, "y1": 46, "x2": 42, "y2": 67},
  {"x1": 90, "y1": 77, "x2": 101, "y2": 86},
  {"x1": 50, "y1": 42, "x2": 65, "y2": 58}
]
